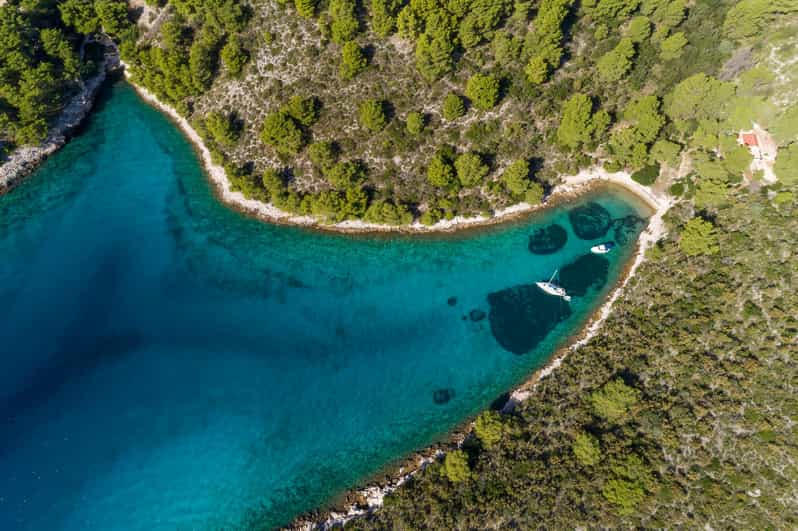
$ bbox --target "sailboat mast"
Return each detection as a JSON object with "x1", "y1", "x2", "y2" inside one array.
[{"x1": 548, "y1": 269, "x2": 558, "y2": 283}]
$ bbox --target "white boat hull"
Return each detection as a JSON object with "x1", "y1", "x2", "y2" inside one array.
[
  {"x1": 590, "y1": 242, "x2": 615, "y2": 254},
  {"x1": 536, "y1": 281, "x2": 572, "y2": 302}
]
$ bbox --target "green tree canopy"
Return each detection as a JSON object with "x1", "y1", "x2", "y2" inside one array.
[
  {"x1": 454, "y1": 152, "x2": 489, "y2": 187},
  {"x1": 443, "y1": 450, "x2": 471, "y2": 483},
  {"x1": 679, "y1": 217, "x2": 720, "y2": 256},
  {"x1": 295, "y1": 0, "x2": 317, "y2": 18},
  {"x1": 325, "y1": 160, "x2": 366, "y2": 189},
  {"x1": 597, "y1": 38, "x2": 635, "y2": 83},
  {"x1": 589, "y1": 379, "x2": 640, "y2": 423},
  {"x1": 261, "y1": 111, "x2": 305, "y2": 155},
  {"x1": 521, "y1": 0, "x2": 572, "y2": 84},
  {"x1": 329, "y1": 0, "x2": 360, "y2": 44},
  {"x1": 415, "y1": 32, "x2": 454, "y2": 81},
  {"x1": 602, "y1": 478, "x2": 646, "y2": 515},
  {"x1": 284, "y1": 95, "x2": 319, "y2": 127},
  {"x1": 649, "y1": 139, "x2": 682, "y2": 167},
  {"x1": 359, "y1": 99, "x2": 388, "y2": 131},
  {"x1": 609, "y1": 127, "x2": 650, "y2": 168},
  {"x1": 624, "y1": 95, "x2": 665, "y2": 144},
  {"x1": 308, "y1": 141, "x2": 338, "y2": 171},
  {"x1": 660, "y1": 31, "x2": 687, "y2": 60},
  {"x1": 406, "y1": 111, "x2": 425, "y2": 135},
  {"x1": 474, "y1": 411, "x2": 504, "y2": 448},
  {"x1": 364, "y1": 199, "x2": 414, "y2": 224},
  {"x1": 189, "y1": 29, "x2": 222, "y2": 93},
  {"x1": 572, "y1": 432, "x2": 602, "y2": 466},
  {"x1": 524, "y1": 55, "x2": 550, "y2": 85},
  {"x1": 493, "y1": 30, "x2": 522, "y2": 67},
  {"x1": 221, "y1": 34, "x2": 248, "y2": 77},
  {"x1": 427, "y1": 154, "x2": 457, "y2": 188},
  {"x1": 646, "y1": 0, "x2": 687, "y2": 28},
  {"x1": 262, "y1": 168, "x2": 286, "y2": 199},
  {"x1": 525, "y1": 182, "x2": 544, "y2": 204},
  {"x1": 501, "y1": 159, "x2": 531, "y2": 196},
  {"x1": 665, "y1": 73, "x2": 736, "y2": 126},
  {"x1": 442, "y1": 93, "x2": 466, "y2": 121},
  {"x1": 59, "y1": 0, "x2": 99, "y2": 34},
  {"x1": 557, "y1": 93, "x2": 596, "y2": 149},
  {"x1": 370, "y1": 0, "x2": 403, "y2": 37},
  {"x1": 771, "y1": 105, "x2": 798, "y2": 145},
  {"x1": 626, "y1": 16, "x2": 651, "y2": 43},
  {"x1": 340, "y1": 40, "x2": 367, "y2": 80},
  {"x1": 693, "y1": 178, "x2": 729, "y2": 209},
  {"x1": 592, "y1": 0, "x2": 642, "y2": 20},
  {"x1": 723, "y1": 0, "x2": 798, "y2": 41},
  {"x1": 204, "y1": 111, "x2": 239, "y2": 146},
  {"x1": 465, "y1": 73, "x2": 500, "y2": 111},
  {"x1": 95, "y1": 0, "x2": 131, "y2": 34}
]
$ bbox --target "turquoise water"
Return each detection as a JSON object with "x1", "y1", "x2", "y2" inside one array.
[{"x1": 0, "y1": 82, "x2": 650, "y2": 530}]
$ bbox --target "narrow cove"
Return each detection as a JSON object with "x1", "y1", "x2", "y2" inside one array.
[{"x1": 0, "y1": 82, "x2": 651, "y2": 530}]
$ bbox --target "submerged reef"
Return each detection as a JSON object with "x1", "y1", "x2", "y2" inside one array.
[
  {"x1": 528, "y1": 224, "x2": 568, "y2": 254},
  {"x1": 559, "y1": 254, "x2": 610, "y2": 297},
  {"x1": 487, "y1": 284, "x2": 572, "y2": 355},
  {"x1": 568, "y1": 202, "x2": 612, "y2": 240}
]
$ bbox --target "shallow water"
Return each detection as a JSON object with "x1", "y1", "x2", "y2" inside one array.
[{"x1": 0, "y1": 82, "x2": 650, "y2": 530}]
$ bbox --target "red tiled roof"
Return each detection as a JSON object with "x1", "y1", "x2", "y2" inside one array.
[{"x1": 741, "y1": 133, "x2": 759, "y2": 147}]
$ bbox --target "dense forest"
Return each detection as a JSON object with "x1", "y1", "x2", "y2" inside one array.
[
  {"x1": 116, "y1": 0, "x2": 798, "y2": 226},
  {"x1": 0, "y1": 0, "x2": 130, "y2": 152},
  {"x1": 342, "y1": 3, "x2": 797, "y2": 527},
  {"x1": 356, "y1": 185, "x2": 798, "y2": 528}
]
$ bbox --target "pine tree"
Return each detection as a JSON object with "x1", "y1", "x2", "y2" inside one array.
[{"x1": 295, "y1": 0, "x2": 317, "y2": 18}]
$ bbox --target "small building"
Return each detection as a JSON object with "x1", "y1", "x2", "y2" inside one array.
[{"x1": 739, "y1": 131, "x2": 763, "y2": 160}]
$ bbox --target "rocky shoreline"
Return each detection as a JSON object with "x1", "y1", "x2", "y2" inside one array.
[
  {"x1": 285, "y1": 184, "x2": 674, "y2": 531},
  {"x1": 124, "y1": 57, "x2": 662, "y2": 236},
  {"x1": 2, "y1": 40, "x2": 674, "y2": 530},
  {"x1": 0, "y1": 40, "x2": 120, "y2": 195}
]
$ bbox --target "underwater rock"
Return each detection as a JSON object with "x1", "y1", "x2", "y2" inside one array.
[
  {"x1": 469, "y1": 309, "x2": 486, "y2": 322},
  {"x1": 528, "y1": 224, "x2": 568, "y2": 254},
  {"x1": 487, "y1": 284, "x2": 572, "y2": 355},
  {"x1": 448, "y1": 296, "x2": 458, "y2": 306},
  {"x1": 568, "y1": 202, "x2": 612, "y2": 240},
  {"x1": 559, "y1": 254, "x2": 610, "y2": 297},
  {"x1": 433, "y1": 388, "x2": 455, "y2": 404},
  {"x1": 611, "y1": 215, "x2": 646, "y2": 245}
]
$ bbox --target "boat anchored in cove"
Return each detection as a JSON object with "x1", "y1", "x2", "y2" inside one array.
[
  {"x1": 536, "y1": 269, "x2": 571, "y2": 302},
  {"x1": 590, "y1": 242, "x2": 615, "y2": 254}
]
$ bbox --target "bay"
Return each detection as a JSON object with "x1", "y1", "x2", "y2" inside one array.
[{"x1": 0, "y1": 82, "x2": 650, "y2": 530}]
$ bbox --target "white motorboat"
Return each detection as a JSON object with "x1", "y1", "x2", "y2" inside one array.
[
  {"x1": 590, "y1": 242, "x2": 615, "y2": 254},
  {"x1": 536, "y1": 269, "x2": 571, "y2": 302}
]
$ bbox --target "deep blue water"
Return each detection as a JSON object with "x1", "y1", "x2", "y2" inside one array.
[{"x1": 0, "y1": 83, "x2": 650, "y2": 530}]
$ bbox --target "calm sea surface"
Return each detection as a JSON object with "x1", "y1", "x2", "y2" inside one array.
[{"x1": 0, "y1": 83, "x2": 650, "y2": 529}]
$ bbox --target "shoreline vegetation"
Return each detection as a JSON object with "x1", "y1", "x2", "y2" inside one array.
[
  {"x1": 3, "y1": 0, "x2": 796, "y2": 528},
  {"x1": 126, "y1": 61, "x2": 668, "y2": 236},
  {"x1": 3, "y1": 52, "x2": 672, "y2": 529},
  {"x1": 285, "y1": 194, "x2": 670, "y2": 531},
  {"x1": 120, "y1": 68, "x2": 674, "y2": 528},
  {"x1": 1, "y1": 55, "x2": 670, "y2": 237},
  {"x1": 0, "y1": 41, "x2": 120, "y2": 194}
]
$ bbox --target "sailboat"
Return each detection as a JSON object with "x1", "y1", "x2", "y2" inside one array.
[{"x1": 536, "y1": 269, "x2": 571, "y2": 302}]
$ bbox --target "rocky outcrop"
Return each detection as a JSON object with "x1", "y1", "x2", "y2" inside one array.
[{"x1": 0, "y1": 38, "x2": 120, "y2": 194}]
